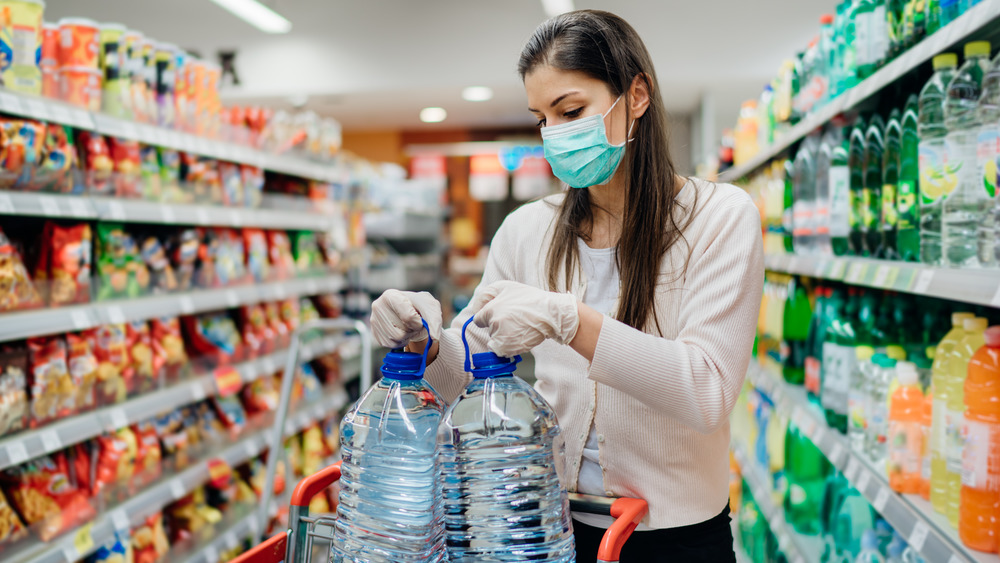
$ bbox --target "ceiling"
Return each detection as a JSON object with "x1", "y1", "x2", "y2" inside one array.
[{"x1": 44, "y1": 0, "x2": 833, "y2": 132}]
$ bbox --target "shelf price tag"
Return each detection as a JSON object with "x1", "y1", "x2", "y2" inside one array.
[
  {"x1": 829, "y1": 260, "x2": 848, "y2": 279},
  {"x1": 814, "y1": 259, "x2": 830, "y2": 278},
  {"x1": 160, "y1": 205, "x2": 177, "y2": 223},
  {"x1": 856, "y1": 470, "x2": 871, "y2": 494},
  {"x1": 260, "y1": 356, "x2": 277, "y2": 375},
  {"x1": 68, "y1": 198, "x2": 90, "y2": 218},
  {"x1": 25, "y1": 98, "x2": 49, "y2": 121},
  {"x1": 71, "y1": 309, "x2": 92, "y2": 330},
  {"x1": 203, "y1": 545, "x2": 219, "y2": 563},
  {"x1": 47, "y1": 103, "x2": 71, "y2": 125},
  {"x1": 224, "y1": 531, "x2": 238, "y2": 550},
  {"x1": 0, "y1": 91, "x2": 24, "y2": 114},
  {"x1": 0, "y1": 192, "x2": 13, "y2": 214},
  {"x1": 179, "y1": 295, "x2": 195, "y2": 315},
  {"x1": 38, "y1": 196, "x2": 60, "y2": 216},
  {"x1": 873, "y1": 487, "x2": 891, "y2": 512},
  {"x1": 40, "y1": 430, "x2": 62, "y2": 452},
  {"x1": 912, "y1": 269, "x2": 935, "y2": 293},
  {"x1": 990, "y1": 284, "x2": 1000, "y2": 308},
  {"x1": 108, "y1": 408, "x2": 128, "y2": 430},
  {"x1": 225, "y1": 290, "x2": 240, "y2": 307},
  {"x1": 191, "y1": 383, "x2": 207, "y2": 402},
  {"x1": 5, "y1": 441, "x2": 28, "y2": 465},
  {"x1": 228, "y1": 209, "x2": 242, "y2": 227},
  {"x1": 73, "y1": 522, "x2": 95, "y2": 557},
  {"x1": 786, "y1": 257, "x2": 799, "y2": 273},
  {"x1": 844, "y1": 457, "x2": 861, "y2": 482},
  {"x1": 195, "y1": 207, "x2": 211, "y2": 225},
  {"x1": 872, "y1": 265, "x2": 898, "y2": 288},
  {"x1": 244, "y1": 440, "x2": 259, "y2": 459},
  {"x1": 107, "y1": 201, "x2": 126, "y2": 220},
  {"x1": 110, "y1": 509, "x2": 130, "y2": 531},
  {"x1": 105, "y1": 305, "x2": 126, "y2": 324},
  {"x1": 170, "y1": 478, "x2": 187, "y2": 499},
  {"x1": 828, "y1": 443, "x2": 845, "y2": 466},
  {"x1": 908, "y1": 521, "x2": 930, "y2": 551},
  {"x1": 845, "y1": 262, "x2": 867, "y2": 284},
  {"x1": 306, "y1": 279, "x2": 319, "y2": 294}
]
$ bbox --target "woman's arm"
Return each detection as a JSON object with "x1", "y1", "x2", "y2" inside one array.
[{"x1": 579, "y1": 198, "x2": 764, "y2": 434}]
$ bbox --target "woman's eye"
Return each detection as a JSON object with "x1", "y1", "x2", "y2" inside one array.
[
  {"x1": 535, "y1": 118, "x2": 546, "y2": 127},
  {"x1": 564, "y1": 108, "x2": 583, "y2": 119}
]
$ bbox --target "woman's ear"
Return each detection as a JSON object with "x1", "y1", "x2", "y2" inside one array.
[{"x1": 629, "y1": 73, "x2": 652, "y2": 119}]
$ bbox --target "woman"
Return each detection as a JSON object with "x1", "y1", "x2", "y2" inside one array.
[{"x1": 371, "y1": 9, "x2": 763, "y2": 562}]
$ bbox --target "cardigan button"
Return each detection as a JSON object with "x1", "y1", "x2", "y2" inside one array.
[{"x1": 597, "y1": 434, "x2": 605, "y2": 443}]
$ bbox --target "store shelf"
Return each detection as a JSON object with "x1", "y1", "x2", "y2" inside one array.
[
  {"x1": 367, "y1": 253, "x2": 441, "y2": 293},
  {"x1": 364, "y1": 211, "x2": 442, "y2": 240},
  {"x1": 5, "y1": 385, "x2": 350, "y2": 563},
  {"x1": 0, "y1": 90, "x2": 340, "y2": 184},
  {"x1": 179, "y1": 508, "x2": 263, "y2": 563},
  {"x1": 719, "y1": 0, "x2": 1000, "y2": 183},
  {"x1": 0, "y1": 334, "x2": 356, "y2": 472},
  {"x1": 731, "y1": 444, "x2": 822, "y2": 563},
  {"x1": 747, "y1": 362, "x2": 991, "y2": 563},
  {"x1": 0, "y1": 274, "x2": 345, "y2": 343},
  {"x1": 763, "y1": 253, "x2": 1000, "y2": 308}
]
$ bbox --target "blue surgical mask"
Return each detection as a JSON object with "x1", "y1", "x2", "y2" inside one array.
[{"x1": 540, "y1": 95, "x2": 634, "y2": 189}]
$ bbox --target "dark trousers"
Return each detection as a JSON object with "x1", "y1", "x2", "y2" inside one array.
[{"x1": 572, "y1": 505, "x2": 736, "y2": 562}]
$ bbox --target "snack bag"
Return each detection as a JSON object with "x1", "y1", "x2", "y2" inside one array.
[
  {"x1": 299, "y1": 297, "x2": 320, "y2": 326},
  {"x1": 312, "y1": 294, "x2": 343, "y2": 319},
  {"x1": 41, "y1": 223, "x2": 92, "y2": 306},
  {"x1": 264, "y1": 302, "x2": 289, "y2": 350},
  {"x1": 194, "y1": 228, "x2": 217, "y2": 289},
  {"x1": 301, "y1": 424, "x2": 328, "y2": 477},
  {"x1": 238, "y1": 304, "x2": 268, "y2": 358},
  {"x1": 290, "y1": 231, "x2": 320, "y2": 272},
  {"x1": 241, "y1": 165, "x2": 264, "y2": 208},
  {"x1": 139, "y1": 235, "x2": 177, "y2": 293},
  {"x1": 318, "y1": 230, "x2": 343, "y2": 270},
  {"x1": 182, "y1": 313, "x2": 242, "y2": 365},
  {"x1": 295, "y1": 363, "x2": 322, "y2": 405},
  {"x1": 107, "y1": 137, "x2": 142, "y2": 198},
  {"x1": 218, "y1": 162, "x2": 244, "y2": 207},
  {"x1": 215, "y1": 228, "x2": 247, "y2": 287},
  {"x1": 266, "y1": 231, "x2": 295, "y2": 279},
  {"x1": 242, "y1": 228, "x2": 270, "y2": 283},
  {"x1": 0, "y1": 487, "x2": 27, "y2": 548},
  {"x1": 93, "y1": 324, "x2": 130, "y2": 405},
  {"x1": 158, "y1": 148, "x2": 183, "y2": 203},
  {"x1": 131, "y1": 512, "x2": 168, "y2": 563},
  {"x1": 26, "y1": 337, "x2": 73, "y2": 426},
  {"x1": 168, "y1": 229, "x2": 199, "y2": 290},
  {"x1": 0, "y1": 228, "x2": 43, "y2": 312},
  {"x1": 125, "y1": 321, "x2": 155, "y2": 394},
  {"x1": 96, "y1": 224, "x2": 150, "y2": 300},
  {"x1": 76, "y1": 131, "x2": 114, "y2": 195},
  {"x1": 153, "y1": 410, "x2": 190, "y2": 470},
  {"x1": 132, "y1": 420, "x2": 162, "y2": 487},
  {"x1": 279, "y1": 298, "x2": 300, "y2": 334},
  {"x1": 138, "y1": 145, "x2": 161, "y2": 201},
  {"x1": 91, "y1": 429, "x2": 136, "y2": 499},
  {"x1": 212, "y1": 395, "x2": 246, "y2": 436},
  {"x1": 150, "y1": 317, "x2": 187, "y2": 381},
  {"x1": 89, "y1": 530, "x2": 132, "y2": 563},
  {"x1": 241, "y1": 374, "x2": 280, "y2": 415},
  {"x1": 66, "y1": 331, "x2": 99, "y2": 412},
  {"x1": 38, "y1": 124, "x2": 78, "y2": 194},
  {"x1": 0, "y1": 348, "x2": 28, "y2": 437},
  {"x1": 1, "y1": 452, "x2": 95, "y2": 541}
]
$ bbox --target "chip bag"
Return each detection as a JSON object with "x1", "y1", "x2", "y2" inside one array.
[
  {"x1": 0, "y1": 487, "x2": 27, "y2": 547},
  {"x1": 169, "y1": 229, "x2": 199, "y2": 291},
  {"x1": 150, "y1": 317, "x2": 187, "y2": 382},
  {"x1": 238, "y1": 304, "x2": 269, "y2": 358},
  {"x1": 37, "y1": 124, "x2": 78, "y2": 194},
  {"x1": 107, "y1": 137, "x2": 142, "y2": 198},
  {"x1": 0, "y1": 228, "x2": 42, "y2": 312},
  {"x1": 219, "y1": 162, "x2": 244, "y2": 207},
  {"x1": 35, "y1": 222, "x2": 92, "y2": 306},
  {"x1": 131, "y1": 512, "x2": 168, "y2": 563},
  {"x1": 266, "y1": 231, "x2": 295, "y2": 279},
  {"x1": 139, "y1": 235, "x2": 177, "y2": 294},
  {"x1": 132, "y1": 420, "x2": 162, "y2": 488},
  {"x1": 76, "y1": 131, "x2": 114, "y2": 195},
  {"x1": 26, "y1": 336, "x2": 73, "y2": 426},
  {"x1": 93, "y1": 324, "x2": 130, "y2": 405},
  {"x1": 125, "y1": 321, "x2": 156, "y2": 394},
  {"x1": 0, "y1": 348, "x2": 28, "y2": 437},
  {"x1": 89, "y1": 529, "x2": 132, "y2": 563},
  {"x1": 290, "y1": 231, "x2": 321, "y2": 272},
  {"x1": 96, "y1": 224, "x2": 151, "y2": 300},
  {"x1": 139, "y1": 145, "x2": 162, "y2": 202},
  {"x1": 1, "y1": 452, "x2": 95, "y2": 541},
  {"x1": 66, "y1": 331, "x2": 99, "y2": 412}
]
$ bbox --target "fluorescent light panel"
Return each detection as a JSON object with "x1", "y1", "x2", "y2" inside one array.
[
  {"x1": 209, "y1": 0, "x2": 293, "y2": 33},
  {"x1": 541, "y1": 0, "x2": 575, "y2": 17},
  {"x1": 420, "y1": 107, "x2": 447, "y2": 123},
  {"x1": 462, "y1": 86, "x2": 493, "y2": 102}
]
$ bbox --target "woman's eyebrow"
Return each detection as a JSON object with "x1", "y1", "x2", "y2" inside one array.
[{"x1": 527, "y1": 90, "x2": 581, "y2": 112}]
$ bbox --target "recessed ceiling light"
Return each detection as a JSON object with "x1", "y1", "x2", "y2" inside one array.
[
  {"x1": 462, "y1": 86, "x2": 494, "y2": 102},
  {"x1": 420, "y1": 107, "x2": 447, "y2": 123},
  {"x1": 541, "y1": 0, "x2": 575, "y2": 17},
  {"x1": 208, "y1": 0, "x2": 293, "y2": 34}
]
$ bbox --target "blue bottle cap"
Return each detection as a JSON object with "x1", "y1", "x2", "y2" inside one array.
[
  {"x1": 380, "y1": 319, "x2": 432, "y2": 381},
  {"x1": 461, "y1": 316, "x2": 521, "y2": 379}
]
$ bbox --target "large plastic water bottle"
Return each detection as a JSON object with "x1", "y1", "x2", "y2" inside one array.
[
  {"x1": 978, "y1": 51, "x2": 1000, "y2": 266},
  {"x1": 943, "y1": 41, "x2": 992, "y2": 267},
  {"x1": 918, "y1": 53, "x2": 959, "y2": 265},
  {"x1": 439, "y1": 317, "x2": 575, "y2": 562},
  {"x1": 333, "y1": 324, "x2": 448, "y2": 563},
  {"x1": 793, "y1": 133, "x2": 820, "y2": 254}
]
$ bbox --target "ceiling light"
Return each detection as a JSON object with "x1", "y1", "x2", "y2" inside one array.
[
  {"x1": 209, "y1": 0, "x2": 293, "y2": 33},
  {"x1": 541, "y1": 0, "x2": 575, "y2": 17},
  {"x1": 462, "y1": 86, "x2": 494, "y2": 102},
  {"x1": 420, "y1": 107, "x2": 448, "y2": 123}
]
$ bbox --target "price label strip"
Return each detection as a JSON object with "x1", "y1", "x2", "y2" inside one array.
[
  {"x1": 908, "y1": 521, "x2": 930, "y2": 552},
  {"x1": 68, "y1": 198, "x2": 91, "y2": 218},
  {"x1": 38, "y1": 196, "x2": 60, "y2": 216},
  {"x1": 0, "y1": 192, "x2": 13, "y2": 214},
  {"x1": 872, "y1": 265, "x2": 899, "y2": 288},
  {"x1": 872, "y1": 487, "x2": 891, "y2": 512},
  {"x1": 829, "y1": 260, "x2": 848, "y2": 280},
  {"x1": 40, "y1": 430, "x2": 62, "y2": 452},
  {"x1": 6, "y1": 441, "x2": 28, "y2": 465},
  {"x1": 912, "y1": 269, "x2": 935, "y2": 294},
  {"x1": 845, "y1": 262, "x2": 868, "y2": 284}
]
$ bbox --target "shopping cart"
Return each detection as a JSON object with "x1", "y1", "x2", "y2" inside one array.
[{"x1": 236, "y1": 317, "x2": 649, "y2": 563}]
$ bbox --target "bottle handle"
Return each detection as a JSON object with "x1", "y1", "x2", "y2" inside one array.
[
  {"x1": 461, "y1": 315, "x2": 521, "y2": 373},
  {"x1": 418, "y1": 318, "x2": 432, "y2": 374}
]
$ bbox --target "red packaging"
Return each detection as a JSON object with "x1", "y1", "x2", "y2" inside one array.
[
  {"x1": 66, "y1": 331, "x2": 98, "y2": 413},
  {"x1": 150, "y1": 316, "x2": 187, "y2": 381},
  {"x1": 279, "y1": 298, "x2": 300, "y2": 333},
  {"x1": 93, "y1": 324, "x2": 130, "y2": 405},
  {"x1": 239, "y1": 304, "x2": 269, "y2": 358},
  {"x1": 0, "y1": 228, "x2": 43, "y2": 312},
  {"x1": 75, "y1": 131, "x2": 114, "y2": 195},
  {"x1": 125, "y1": 321, "x2": 156, "y2": 394},
  {"x1": 26, "y1": 337, "x2": 73, "y2": 426},
  {"x1": 0, "y1": 452, "x2": 95, "y2": 541},
  {"x1": 266, "y1": 231, "x2": 295, "y2": 280},
  {"x1": 107, "y1": 137, "x2": 142, "y2": 198},
  {"x1": 132, "y1": 420, "x2": 162, "y2": 487},
  {"x1": 263, "y1": 302, "x2": 289, "y2": 350},
  {"x1": 35, "y1": 222, "x2": 92, "y2": 306}
]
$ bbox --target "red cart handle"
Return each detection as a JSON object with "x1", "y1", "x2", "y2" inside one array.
[
  {"x1": 598, "y1": 497, "x2": 649, "y2": 563},
  {"x1": 291, "y1": 460, "x2": 342, "y2": 507},
  {"x1": 228, "y1": 530, "x2": 287, "y2": 563}
]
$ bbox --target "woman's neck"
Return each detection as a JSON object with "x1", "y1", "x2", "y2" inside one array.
[{"x1": 585, "y1": 176, "x2": 626, "y2": 249}]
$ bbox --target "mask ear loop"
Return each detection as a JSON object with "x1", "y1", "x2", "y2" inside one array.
[{"x1": 604, "y1": 94, "x2": 638, "y2": 146}]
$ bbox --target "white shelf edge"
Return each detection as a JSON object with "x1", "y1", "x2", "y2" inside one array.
[
  {"x1": 747, "y1": 362, "x2": 991, "y2": 563},
  {"x1": 719, "y1": 0, "x2": 1000, "y2": 182}
]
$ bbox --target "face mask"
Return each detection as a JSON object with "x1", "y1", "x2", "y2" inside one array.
[{"x1": 540, "y1": 95, "x2": 634, "y2": 189}]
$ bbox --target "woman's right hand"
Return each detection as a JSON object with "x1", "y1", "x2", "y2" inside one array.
[{"x1": 370, "y1": 290, "x2": 443, "y2": 350}]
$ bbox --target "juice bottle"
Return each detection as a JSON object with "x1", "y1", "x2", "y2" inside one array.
[
  {"x1": 898, "y1": 94, "x2": 921, "y2": 261},
  {"x1": 850, "y1": 117, "x2": 869, "y2": 255},
  {"x1": 830, "y1": 121, "x2": 853, "y2": 255},
  {"x1": 921, "y1": 385, "x2": 934, "y2": 499},
  {"x1": 947, "y1": 317, "x2": 989, "y2": 527},
  {"x1": 918, "y1": 53, "x2": 959, "y2": 266},
  {"x1": 888, "y1": 362, "x2": 924, "y2": 494},
  {"x1": 864, "y1": 115, "x2": 887, "y2": 256},
  {"x1": 959, "y1": 325, "x2": 1000, "y2": 551},
  {"x1": 882, "y1": 108, "x2": 902, "y2": 259},
  {"x1": 782, "y1": 276, "x2": 812, "y2": 385},
  {"x1": 931, "y1": 311, "x2": 976, "y2": 513}
]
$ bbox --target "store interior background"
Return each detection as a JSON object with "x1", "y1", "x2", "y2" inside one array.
[{"x1": 47, "y1": 0, "x2": 832, "y2": 315}]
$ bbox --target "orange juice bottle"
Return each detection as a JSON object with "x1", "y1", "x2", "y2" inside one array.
[
  {"x1": 960, "y1": 326, "x2": 1000, "y2": 552},
  {"x1": 921, "y1": 387, "x2": 934, "y2": 500},
  {"x1": 888, "y1": 362, "x2": 924, "y2": 494}
]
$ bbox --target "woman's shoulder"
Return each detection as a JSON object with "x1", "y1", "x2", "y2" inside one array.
[
  {"x1": 682, "y1": 177, "x2": 754, "y2": 212},
  {"x1": 495, "y1": 194, "x2": 564, "y2": 239}
]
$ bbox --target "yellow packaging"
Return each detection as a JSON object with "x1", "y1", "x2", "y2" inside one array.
[
  {"x1": 98, "y1": 23, "x2": 129, "y2": 119},
  {"x1": 0, "y1": 0, "x2": 44, "y2": 94}
]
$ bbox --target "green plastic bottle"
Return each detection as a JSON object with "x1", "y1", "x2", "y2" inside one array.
[
  {"x1": 926, "y1": 0, "x2": 942, "y2": 34},
  {"x1": 833, "y1": 488, "x2": 878, "y2": 559},
  {"x1": 902, "y1": 0, "x2": 927, "y2": 48},
  {"x1": 849, "y1": 117, "x2": 868, "y2": 255},
  {"x1": 784, "y1": 159, "x2": 795, "y2": 252},
  {"x1": 782, "y1": 277, "x2": 813, "y2": 385},
  {"x1": 842, "y1": 0, "x2": 862, "y2": 92},
  {"x1": 888, "y1": 0, "x2": 905, "y2": 58},
  {"x1": 856, "y1": 0, "x2": 890, "y2": 80},
  {"x1": 822, "y1": 287, "x2": 859, "y2": 432},
  {"x1": 804, "y1": 285, "x2": 831, "y2": 397},
  {"x1": 783, "y1": 420, "x2": 830, "y2": 535},
  {"x1": 863, "y1": 115, "x2": 887, "y2": 256},
  {"x1": 830, "y1": 122, "x2": 853, "y2": 255},
  {"x1": 897, "y1": 95, "x2": 921, "y2": 261},
  {"x1": 882, "y1": 109, "x2": 902, "y2": 260}
]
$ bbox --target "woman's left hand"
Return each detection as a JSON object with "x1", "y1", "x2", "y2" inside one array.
[{"x1": 469, "y1": 280, "x2": 581, "y2": 358}]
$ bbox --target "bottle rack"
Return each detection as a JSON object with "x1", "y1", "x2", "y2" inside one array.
[{"x1": 719, "y1": 0, "x2": 1000, "y2": 183}]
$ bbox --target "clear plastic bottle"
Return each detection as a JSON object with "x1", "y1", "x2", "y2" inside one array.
[
  {"x1": 333, "y1": 334, "x2": 448, "y2": 563},
  {"x1": 440, "y1": 318, "x2": 575, "y2": 562},
  {"x1": 817, "y1": 125, "x2": 844, "y2": 255},
  {"x1": 918, "y1": 53, "x2": 959, "y2": 265},
  {"x1": 866, "y1": 353, "x2": 897, "y2": 466},
  {"x1": 819, "y1": 14, "x2": 837, "y2": 107},
  {"x1": 887, "y1": 362, "x2": 924, "y2": 494},
  {"x1": 831, "y1": 122, "x2": 853, "y2": 255},
  {"x1": 856, "y1": 530, "x2": 886, "y2": 562},
  {"x1": 943, "y1": 41, "x2": 992, "y2": 267},
  {"x1": 794, "y1": 134, "x2": 821, "y2": 254},
  {"x1": 848, "y1": 345, "x2": 876, "y2": 453},
  {"x1": 978, "y1": 51, "x2": 1000, "y2": 266},
  {"x1": 898, "y1": 95, "x2": 922, "y2": 261}
]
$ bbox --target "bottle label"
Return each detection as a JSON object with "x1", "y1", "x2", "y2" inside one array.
[
  {"x1": 792, "y1": 201, "x2": 814, "y2": 236},
  {"x1": 855, "y1": 11, "x2": 872, "y2": 66},
  {"x1": 897, "y1": 179, "x2": 918, "y2": 229},
  {"x1": 782, "y1": 207, "x2": 793, "y2": 236},
  {"x1": 821, "y1": 342, "x2": 849, "y2": 415},
  {"x1": 945, "y1": 133, "x2": 976, "y2": 203},
  {"x1": 889, "y1": 421, "x2": 922, "y2": 478},
  {"x1": 931, "y1": 397, "x2": 947, "y2": 456},
  {"x1": 882, "y1": 183, "x2": 898, "y2": 229},
  {"x1": 829, "y1": 165, "x2": 851, "y2": 236},
  {"x1": 945, "y1": 407, "x2": 965, "y2": 473},
  {"x1": 805, "y1": 356, "x2": 821, "y2": 395},
  {"x1": 872, "y1": 5, "x2": 888, "y2": 61},
  {"x1": 849, "y1": 190, "x2": 861, "y2": 229},
  {"x1": 918, "y1": 139, "x2": 953, "y2": 205},
  {"x1": 848, "y1": 383, "x2": 867, "y2": 434},
  {"x1": 961, "y1": 419, "x2": 1000, "y2": 491},
  {"x1": 871, "y1": 397, "x2": 888, "y2": 446},
  {"x1": 861, "y1": 187, "x2": 878, "y2": 229},
  {"x1": 977, "y1": 127, "x2": 999, "y2": 198}
]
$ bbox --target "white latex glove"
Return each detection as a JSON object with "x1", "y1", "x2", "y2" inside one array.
[
  {"x1": 470, "y1": 280, "x2": 581, "y2": 358},
  {"x1": 370, "y1": 290, "x2": 443, "y2": 349}
]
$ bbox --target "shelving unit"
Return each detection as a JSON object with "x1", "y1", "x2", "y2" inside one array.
[
  {"x1": 732, "y1": 444, "x2": 822, "y2": 563},
  {"x1": 365, "y1": 210, "x2": 444, "y2": 294},
  {"x1": 762, "y1": 254, "x2": 1000, "y2": 307},
  {"x1": 747, "y1": 362, "x2": 991, "y2": 563},
  {"x1": 719, "y1": 0, "x2": 1000, "y2": 183}
]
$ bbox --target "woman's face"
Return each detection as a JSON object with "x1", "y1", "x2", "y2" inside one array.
[{"x1": 524, "y1": 65, "x2": 630, "y2": 145}]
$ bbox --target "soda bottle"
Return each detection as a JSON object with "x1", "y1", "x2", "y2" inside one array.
[
  {"x1": 902, "y1": 0, "x2": 927, "y2": 48},
  {"x1": 848, "y1": 345, "x2": 876, "y2": 453},
  {"x1": 943, "y1": 41, "x2": 992, "y2": 267},
  {"x1": 784, "y1": 420, "x2": 830, "y2": 535},
  {"x1": 926, "y1": 0, "x2": 942, "y2": 35},
  {"x1": 898, "y1": 95, "x2": 921, "y2": 260},
  {"x1": 888, "y1": 362, "x2": 925, "y2": 494},
  {"x1": 946, "y1": 317, "x2": 988, "y2": 527},
  {"x1": 857, "y1": 0, "x2": 890, "y2": 80},
  {"x1": 883, "y1": 108, "x2": 903, "y2": 259},
  {"x1": 959, "y1": 325, "x2": 1000, "y2": 551},
  {"x1": 819, "y1": 14, "x2": 837, "y2": 107},
  {"x1": 831, "y1": 122, "x2": 854, "y2": 255},
  {"x1": 888, "y1": 0, "x2": 905, "y2": 58},
  {"x1": 850, "y1": 117, "x2": 869, "y2": 254},
  {"x1": 918, "y1": 53, "x2": 959, "y2": 266},
  {"x1": 806, "y1": 286, "x2": 833, "y2": 397},
  {"x1": 864, "y1": 115, "x2": 887, "y2": 256},
  {"x1": 784, "y1": 159, "x2": 795, "y2": 253},
  {"x1": 977, "y1": 51, "x2": 1000, "y2": 266},
  {"x1": 834, "y1": 488, "x2": 878, "y2": 558},
  {"x1": 930, "y1": 311, "x2": 976, "y2": 513},
  {"x1": 843, "y1": 0, "x2": 862, "y2": 93},
  {"x1": 782, "y1": 276, "x2": 812, "y2": 385},
  {"x1": 333, "y1": 332, "x2": 448, "y2": 563},
  {"x1": 823, "y1": 287, "x2": 860, "y2": 432}
]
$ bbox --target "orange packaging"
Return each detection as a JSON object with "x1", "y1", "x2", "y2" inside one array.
[
  {"x1": 888, "y1": 362, "x2": 925, "y2": 495},
  {"x1": 57, "y1": 17, "x2": 99, "y2": 69},
  {"x1": 960, "y1": 326, "x2": 1000, "y2": 552},
  {"x1": 58, "y1": 65, "x2": 101, "y2": 111},
  {"x1": 40, "y1": 22, "x2": 58, "y2": 66},
  {"x1": 921, "y1": 388, "x2": 933, "y2": 500}
]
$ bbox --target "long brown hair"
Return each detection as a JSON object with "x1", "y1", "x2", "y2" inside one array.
[{"x1": 518, "y1": 10, "x2": 690, "y2": 333}]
